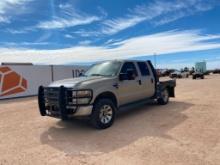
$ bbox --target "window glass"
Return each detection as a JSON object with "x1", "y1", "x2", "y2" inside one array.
[
  {"x1": 120, "y1": 62, "x2": 138, "y2": 77},
  {"x1": 85, "y1": 61, "x2": 121, "y2": 77},
  {"x1": 137, "y1": 62, "x2": 150, "y2": 76}
]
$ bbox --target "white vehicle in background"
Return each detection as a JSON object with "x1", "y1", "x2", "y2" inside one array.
[{"x1": 170, "y1": 70, "x2": 189, "y2": 78}]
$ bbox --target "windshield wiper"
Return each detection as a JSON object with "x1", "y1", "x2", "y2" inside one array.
[{"x1": 90, "y1": 74, "x2": 105, "y2": 76}]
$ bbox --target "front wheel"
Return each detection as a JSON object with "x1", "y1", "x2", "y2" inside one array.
[
  {"x1": 158, "y1": 88, "x2": 169, "y2": 105},
  {"x1": 90, "y1": 99, "x2": 116, "y2": 129}
]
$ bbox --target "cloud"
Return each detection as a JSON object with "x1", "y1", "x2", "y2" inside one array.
[
  {"x1": 97, "y1": 6, "x2": 108, "y2": 18},
  {"x1": 102, "y1": 16, "x2": 145, "y2": 35},
  {"x1": 78, "y1": 40, "x2": 92, "y2": 46},
  {"x1": 0, "y1": 41, "x2": 50, "y2": 46},
  {"x1": 72, "y1": 30, "x2": 101, "y2": 37},
  {"x1": 35, "y1": 32, "x2": 52, "y2": 42},
  {"x1": 0, "y1": 0, "x2": 32, "y2": 23},
  {"x1": 64, "y1": 34, "x2": 75, "y2": 39},
  {"x1": 37, "y1": 15, "x2": 101, "y2": 30},
  {"x1": 3, "y1": 26, "x2": 38, "y2": 34},
  {"x1": 0, "y1": 41, "x2": 73, "y2": 49},
  {"x1": 1, "y1": 30, "x2": 220, "y2": 65},
  {"x1": 36, "y1": 4, "x2": 102, "y2": 29},
  {"x1": 4, "y1": 28, "x2": 28, "y2": 34},
  {"x1": 101, "y1": 0, "x2": 219, "y2": 35},
  {"x1": 0, "y1": 15, "x2": 9, "y2": 23}
]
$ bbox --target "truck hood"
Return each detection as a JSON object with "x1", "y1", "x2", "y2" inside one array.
[{"x1": 49, "y1": 76, "x2": 110, "y2": 88}]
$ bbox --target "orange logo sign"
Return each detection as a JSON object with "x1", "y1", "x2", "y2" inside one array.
[{"x1": 0, "y1": 67, "x2": 28, "y2": 97}]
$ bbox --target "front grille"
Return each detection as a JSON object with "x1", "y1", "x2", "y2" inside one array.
[
  {"x1": 39, "y1": 86, "x2": 76, "y2": 119},
  {"x1": 44, "y1": 87, "x2": 60, "y2": 105}
]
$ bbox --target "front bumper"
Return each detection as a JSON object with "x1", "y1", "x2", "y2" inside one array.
[
  {"x1": 73, "y1": 105, "x2": 93, "y2": 116},
  {"x1": 38, "y1": 86, "x2": 93, "y2": 119}
]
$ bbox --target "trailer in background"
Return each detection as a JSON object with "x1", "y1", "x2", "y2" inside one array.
[
  {"x1": 193, "y1": 61, "x2": 206, "y2": 79},
  {"x1": 195, "y1": 61, "x2": 206, "y2": 73}
]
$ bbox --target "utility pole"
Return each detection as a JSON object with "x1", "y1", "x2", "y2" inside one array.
[{"x1": 154, "y1": 52, "x2": 157, "y2": 69}]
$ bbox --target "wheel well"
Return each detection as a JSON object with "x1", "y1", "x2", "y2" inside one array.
[{"x1": 94, "y1": 92, "x2": 118, "y2": 108}]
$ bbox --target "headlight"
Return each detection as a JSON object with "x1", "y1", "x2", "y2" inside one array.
[
  {"x1": 76, "y1": 90, "x2": 92, "y2": 97},
  {"x1": 70, "y1": 90, "x2": 92, "y2": 105},
  {"x1": 72, "y1": 90, "x2": 92, "y2": 98}
]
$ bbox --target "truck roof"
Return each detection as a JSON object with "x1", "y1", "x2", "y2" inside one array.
[{"x1": 102, "y1": 59, "x2": 149, "y2": 63}]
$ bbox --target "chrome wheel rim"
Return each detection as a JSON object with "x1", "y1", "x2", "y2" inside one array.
[
  {"x1": 162, "y1": 89, "x2": 169, "y2": 102},
  {"x1": 99, "y1": 105, "x2": 113, "y2": 124}
]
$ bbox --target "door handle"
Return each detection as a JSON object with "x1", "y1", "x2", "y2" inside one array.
[
  {"x1": 138, "y1": 80, "x2": 142, "y2": 85},
  {"x1": 151, "y1": 78, "x2": 154, "y2": 83},
  {"x1": 113, "y1": 83, "x2": 119, "y2": 89}
]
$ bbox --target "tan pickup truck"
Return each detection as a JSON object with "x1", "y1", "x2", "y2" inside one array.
[{"x1": 38, "y1": 60, "x2": 176, "y2": 129}]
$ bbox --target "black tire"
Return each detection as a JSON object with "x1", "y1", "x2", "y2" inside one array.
[
  {"x1": 201, "y1": 75, "x2": 204, "y2": 79},
  {"x1": 61, "y1": 116, "x2": 69, "y2": 121},
  {"x1": 157, "y1": 88, "x2": 169, "y2": 105},
  {"x1": 192, "y1": 75, "x2": 196, "y2": 79},
  {"x1": 90, "y1": 98, "x2": 116, "y2": 129}
]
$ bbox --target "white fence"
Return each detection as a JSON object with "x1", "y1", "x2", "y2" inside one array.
[{"x1": 0, "y1": 65, "x2": 88, "y2": 99}]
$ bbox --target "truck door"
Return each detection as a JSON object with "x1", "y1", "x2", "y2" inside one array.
[
  {"x1": 118, "y1": 62, "x2": 144, "y2": 105},
  {"x1": 137, "y1": 62, "x2": 155, "y2": 98}
]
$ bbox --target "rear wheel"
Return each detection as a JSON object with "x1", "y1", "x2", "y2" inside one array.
[
  {"x1": 158, "y1": 88, "x2": 169, "y2": 105},
  {"x1": 90, "y1": 99, "x2": 116, "y2": 129}
]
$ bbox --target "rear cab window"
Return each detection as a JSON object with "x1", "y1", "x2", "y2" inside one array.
[
  {"x1": 137, "y1": 62, "x2": 150, "y2": 76},
  {"x1": 120, "y1": 62, "x2": 138, "y2": 78}
]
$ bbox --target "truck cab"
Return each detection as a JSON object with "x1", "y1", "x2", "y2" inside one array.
[{"x1": 38, "y1": 60, "x2": 176, "y2": 129}]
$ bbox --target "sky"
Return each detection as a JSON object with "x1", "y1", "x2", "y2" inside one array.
[{"x1": 0, "y1": 0, "x2": 220, "y2": 69}]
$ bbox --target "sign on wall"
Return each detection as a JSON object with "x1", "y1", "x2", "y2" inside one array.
[
  {"x1": 0, "y1": 66, "x2": 28, "y2": 97},
  {"x1": 52, "y1": 65, "x2": 86, "y2": 81}
]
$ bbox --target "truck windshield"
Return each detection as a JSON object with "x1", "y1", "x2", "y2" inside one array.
[{"x1": 84, "y1": 61, "x2": 122, "y2": 77}]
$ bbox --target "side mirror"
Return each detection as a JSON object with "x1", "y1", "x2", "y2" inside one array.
[
  {"x1": 119, "y1": 73, "x2": 129, "y2": 81},
  {"x1": 78, "y1": 72, "x2": 84, "y2": 77}
]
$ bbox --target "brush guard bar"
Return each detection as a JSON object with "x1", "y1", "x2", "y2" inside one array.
[{"x1": 38, "y1": 86, "x2": 68, "y2": 120}]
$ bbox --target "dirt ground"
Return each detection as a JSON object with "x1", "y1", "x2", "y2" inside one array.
[{"x1": 0, "y1": 75, "x2": 220, "y2": 165}]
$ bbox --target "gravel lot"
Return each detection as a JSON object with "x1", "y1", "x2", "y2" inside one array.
[{"x1": 0, "y1": 75, "x2": 220, "y2": 165}]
